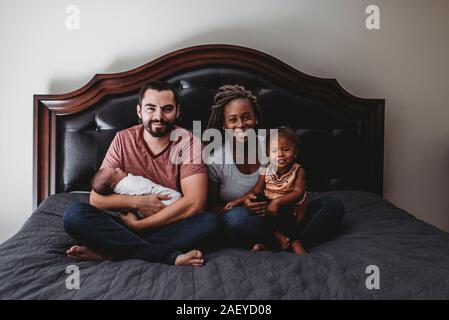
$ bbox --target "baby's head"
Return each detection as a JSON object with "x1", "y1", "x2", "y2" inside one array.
[
  {"x1": 92, "y1": 167, "x2": 127, "y2": 195},
  {"x1": 269, "y1": 126, "x2": 299, "y2": 170}
]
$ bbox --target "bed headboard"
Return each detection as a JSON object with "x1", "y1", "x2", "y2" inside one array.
[{"x1": 33, "y1": 44, "x2": 384, "y2": 208}]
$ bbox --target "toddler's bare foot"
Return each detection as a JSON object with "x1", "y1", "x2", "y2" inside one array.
[
  {"x1": 251, "y1": 243, "x2": 266, "y2": 251},
  {"x1": 66, "y1": 245, "x2": 109, "y2": 261},
  {"x1": 275, "y1": 230, "x2": 290, "y2": 251},
  {"x1": 175, "y1": 250, "x2": 204, "y2": 267},
  {"x1": 291, "y1": 240, "x2": 308, "y2": 255}
]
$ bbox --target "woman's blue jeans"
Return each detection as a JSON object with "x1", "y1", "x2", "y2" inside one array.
[{"x1": 222, "y1": 197, "x2": 345, "y2": 250}]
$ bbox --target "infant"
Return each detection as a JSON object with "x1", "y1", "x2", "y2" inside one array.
[{"x1": 92, "y1": 167, "x2": 181, "y2": 206}]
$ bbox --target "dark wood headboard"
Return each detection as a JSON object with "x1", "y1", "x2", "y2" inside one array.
[{"x1": 33, "y1": 44, "x2": 384, "y2": 209}]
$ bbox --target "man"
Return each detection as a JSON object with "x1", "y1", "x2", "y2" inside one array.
[{"x1": 63, "y1": 81, "x2": 219, "y2": 266}]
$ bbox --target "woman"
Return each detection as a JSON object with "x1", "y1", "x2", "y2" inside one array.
[{"x1": 206, "y1": 84, "x2": 345, "y2": 252}]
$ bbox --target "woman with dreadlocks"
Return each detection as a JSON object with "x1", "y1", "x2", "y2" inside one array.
[
  {"x1": 206, "y1": 85, "x2": 269, "y2": 250},
  {"x1": 206, "y1": 84, "x2": 345, "y2": 252}
]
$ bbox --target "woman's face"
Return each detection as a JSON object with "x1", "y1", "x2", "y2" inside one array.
[{"x1": 223, "y1": 98, "x2": 257, "y2": 142}]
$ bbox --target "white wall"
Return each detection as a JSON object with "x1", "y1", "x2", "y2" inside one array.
[{"x1": 0, "y1": 0, "x2": 448, "y2": 242}]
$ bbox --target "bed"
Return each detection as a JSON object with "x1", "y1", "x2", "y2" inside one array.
[{"x1": 1, "y1": 44, "x2": 448, "y2": 299}]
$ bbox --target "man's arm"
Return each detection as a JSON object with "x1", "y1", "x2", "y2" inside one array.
[
  {"x1": 90, "y1": 190, "x2": 135, "y2": 211},
  {"x1": 90, "y1": 190, "x2": 167, "y2": 215},
  {"x1": 133, "y1": 173, "x2": 208, "y2": 231}
]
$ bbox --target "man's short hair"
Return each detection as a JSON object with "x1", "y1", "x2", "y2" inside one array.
[{"x1": 138, "y1": 81, "x2": 179, "y2": 107}]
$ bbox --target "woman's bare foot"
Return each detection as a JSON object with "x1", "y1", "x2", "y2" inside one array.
[
  {"x1": 274, "y1": 230, "x2": 290, "y2": 251},
  {"x1": 251, "y1": 243, "x2": 266, "y2": 251},
  {"x1": 66, "y1": 245, "x2": 109, "y2": 261},
  {"x1": 174, "y1": 250, "x2": 204, "y2": 267},
  {"x1": 290, "y1": 240, "x2": 308, "y2": 255}
]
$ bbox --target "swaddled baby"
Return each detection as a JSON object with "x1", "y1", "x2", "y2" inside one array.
[{"x1": 92, "y1": 167, "x2": 181, "y2": 206}]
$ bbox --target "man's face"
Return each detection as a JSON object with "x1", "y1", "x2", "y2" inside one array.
[{"x1": 137, "y1": 89, "x2": 179, "y2": 138}]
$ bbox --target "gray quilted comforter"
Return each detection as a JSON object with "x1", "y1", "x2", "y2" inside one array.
[{"x1": 1, "y1": 191, "x2": 448, "y2": 299}]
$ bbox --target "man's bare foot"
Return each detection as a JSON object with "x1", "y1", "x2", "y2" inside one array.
[
  {"x1": 66, "y1": 245, "x2": 109, "y2": 261},
  {"x1": 251, "y1": 243, "x2": 266, "y2": 251},
  {"x1": 290, "y1": 240, "x2": 308, "y2": 255},
  {"x1": 174, "y1": 250, "x2": 204, "y2": 267},
  {"x1": 274, "y1": 230, "x2": 290, "y2": 251}
]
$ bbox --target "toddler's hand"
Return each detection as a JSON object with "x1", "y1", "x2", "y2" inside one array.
[{"x1": 267, "y1": 200, "x2": 280, "y2": 216}]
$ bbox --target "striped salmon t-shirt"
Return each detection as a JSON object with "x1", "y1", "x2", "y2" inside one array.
[{"x1": 100, "y1": 125, "x2": 207, "y2": 193}]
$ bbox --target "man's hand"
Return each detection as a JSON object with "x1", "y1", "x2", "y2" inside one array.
[
  {"x1": 134, "y1": 194, "x2": 170, "y2": 218},
  {"x1": 120, "y1": 212, "x2": 139, "y2": 230},
  {"x1": 243, "y1": 194, "x2": 268, "y2": 216}
]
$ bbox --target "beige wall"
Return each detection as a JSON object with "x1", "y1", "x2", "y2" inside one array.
[{"x1": 0, "y1": 0, "x2": 448, "y2": 242}]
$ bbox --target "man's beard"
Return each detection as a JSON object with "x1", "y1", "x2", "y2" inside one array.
[{"x1": 143, "y1": 119, "x2": 176, "y2": 138}]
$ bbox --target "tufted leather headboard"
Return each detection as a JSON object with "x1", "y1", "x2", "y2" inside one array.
[{"x1": 33, "y1": 44, "x2": 384, "y2": 208}]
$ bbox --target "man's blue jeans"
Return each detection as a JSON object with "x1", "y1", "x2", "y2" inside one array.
[
  {"x1": 222, "y1": 197, "x2": 345, "y2": 250},
  {"x1": 63, "y1": 201, "x2": 221, "y2": 265}
]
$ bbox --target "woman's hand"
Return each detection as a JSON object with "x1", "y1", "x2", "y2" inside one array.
[
  {"x1": 133, "y1": 194, "x2": 168, "y2": 217},
  {"x1": 243, "y1": 194, "x2": 268, "y2": 216},
  {"x1": 223, "y1": 200, "x2": 242, "y2": 211},
  {"x1": 120, "y1": 212, "x2": 139, "y2": 230}
]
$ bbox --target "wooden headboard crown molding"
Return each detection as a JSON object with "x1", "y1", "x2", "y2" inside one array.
[
  {"x1": 33, "y1": 44, "x2": 384, "y2": 208},
  {"x1": 35, "y1": 44, "x2": 381, "y2": 115}
]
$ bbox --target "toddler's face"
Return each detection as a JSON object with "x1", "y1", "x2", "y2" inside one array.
[{"x1": 269, "y1": 136, "x2": 297, "y2": 170}]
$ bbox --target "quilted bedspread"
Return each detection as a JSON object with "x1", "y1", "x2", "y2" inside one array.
[{"x1": 1, "y1": 191, "x2": 448, "y2": 299}]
